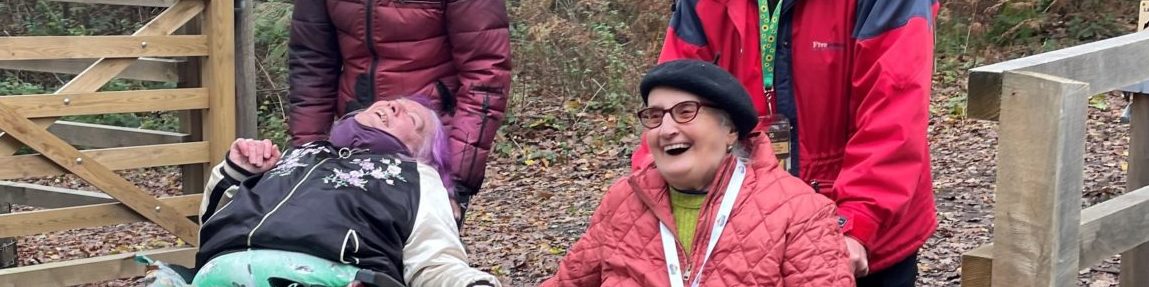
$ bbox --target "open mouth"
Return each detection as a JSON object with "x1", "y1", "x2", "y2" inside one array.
[{"x1": 663, "y1": 143, "x2": 691, "y2": 156}]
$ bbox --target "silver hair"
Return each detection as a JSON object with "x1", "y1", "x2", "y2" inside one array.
[{"x1": 713, "y1": 110, "x2": 751, "y2": 161}]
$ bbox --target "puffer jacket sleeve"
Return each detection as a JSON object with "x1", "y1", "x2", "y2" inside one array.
[
  {"x1": 780, "y1": 193, "x2": 854, "y2": 286},
  {"x1": 540, "y1": 180, "x2": 632, "y2": 287},
  {"x1": 403, "y1": 164, "x2": 501, "y2": 286},
  {"x1": 287, "y1": 0, "x2": 342, "y2": 146},
  {"x1": 443, "y1": 0, "x2": 512, "y2": 193}
]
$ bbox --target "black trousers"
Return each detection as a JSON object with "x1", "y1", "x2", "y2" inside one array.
[{"x1": 856, "y1": 252, "x2": 918, "y2": 287}]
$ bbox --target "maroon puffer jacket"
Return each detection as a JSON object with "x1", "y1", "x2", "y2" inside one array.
[{"x1": 287, "y1": 0, "x2": 512, "y2": 193}]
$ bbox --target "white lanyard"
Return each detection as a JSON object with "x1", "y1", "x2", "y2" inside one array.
[{"x1": 660, "y1": 161, "x2": 747, "y2": 287}]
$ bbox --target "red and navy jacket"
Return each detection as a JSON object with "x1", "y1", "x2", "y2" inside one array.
[{"x1": 634, "y1": 0, "x2": 939, "y2": 272}]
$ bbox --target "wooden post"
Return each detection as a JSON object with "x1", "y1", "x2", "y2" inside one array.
[
  {"x1": 1120, "y1": 3, "x2": 1149, "y2": 285},
  {"x1": 178, "y1": 15, "x2": 206, "y2": 195},
  {"x1": 0, "y1": 202, "x2": 13, "y2": 269},
  {"x1": 991, "y1": 71, "x2": 1087, "y2": 287},
  {"x1": 235, "y1": 0, "x2": 257, "y2": 139},
  {"x1": 204, "y1": 0, "x2": 237, "y2": 166}
]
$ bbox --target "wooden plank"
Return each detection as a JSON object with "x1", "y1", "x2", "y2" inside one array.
[
  {"x1": 1121, "y1": 87, "x2": 1149, "y2": 285},
  {"x1": 0, "y1": 88, "x2": 208, "y2": 118},
  {"x1": 49, "y1": 121, "x2": 188, "y2": 149},
  {"x1": 0, "y1": 0, "x2": 205, "y2": 156},
  {"x1": 235, "y1": 0, "x2": 257, "y2": 139},
  {"x1": 1118, "y1": 2, "x2": 1149, "y2": 94},
  {"x1": 0, "y1": 142, "x2": 209, "y2": 181},
  {"x1": 966, "y1": 31, "x2": 1149, "y2": 120},
  {"x1": 0, "y1": 203, "x2": 14, "y2": 269},
  {"x1": 178, "y1": 16, "x2": 207, "y2": 195},
  {"x1": 961, "y1": 245, "x2": 992, "y2": 287},
  {"x1": 0, "y1": 102, "x2": 198, "y2": 244},
  {"x1": 958, "y1": 186, "x2": 1149, "y2": 285},
  {"x1": 991, "y1": 71, "x2": 1087, "y2": 287},
  {"x1": 1079, "y1": 186, "x2": 1149, "y2": 265},
  {"x1": 0, "y1": 35, "x2": 207, "y2": 61},
  {"x1": 0, "y1": 195, "x2": 199, "y2": 237},
  {"x1": 0, "y1": 181, "x2": 113, "y2": 209},
  {"x1": 0, "y1": 58, "x2": 181, "y2": 82},
  {"x1": 204, "y1": 0, "x2": 236, "y2": 166},
  {"x1": 0, "y1": 247, "x2": 196, "y2": 287},
  {"x1": 43, "y1": 0, "x2": 177, "y2": 7}
]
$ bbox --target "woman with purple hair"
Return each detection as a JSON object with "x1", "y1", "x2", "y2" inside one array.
[{"x1": 143, "y1": 98, "x2": 499, "y2": 287}]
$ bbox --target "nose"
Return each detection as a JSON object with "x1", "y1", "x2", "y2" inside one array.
[{"x1": 656, "y1": 114, "x2": 679, "y2": 138}]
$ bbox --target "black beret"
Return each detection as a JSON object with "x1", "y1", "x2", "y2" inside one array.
[{"x1": 640, "y1": 59, "x2": 758, "y2": 139}]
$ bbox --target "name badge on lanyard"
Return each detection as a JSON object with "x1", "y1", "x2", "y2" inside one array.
[
  {"x1": 660, "y1": 161, "x2": 747, "y2": 287},
  {"x1": 759, "y1": 0, "x2": 792, "y2": 171}
]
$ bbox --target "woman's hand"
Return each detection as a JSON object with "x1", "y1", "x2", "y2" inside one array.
[{"x1": 227, "y1": 138, "x2": 282, "y2": 174}]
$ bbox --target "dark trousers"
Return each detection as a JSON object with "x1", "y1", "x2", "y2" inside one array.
[{"x1": 856, "y1": 252, "x2": 918, "y2": 287}]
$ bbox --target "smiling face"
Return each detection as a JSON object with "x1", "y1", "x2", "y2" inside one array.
[
  {"x1": 644, "y1": 87, "x2": 738, "y2": 191},
  {"x1": 353, "y1": 98, "x2": 430, "y2": 152}
]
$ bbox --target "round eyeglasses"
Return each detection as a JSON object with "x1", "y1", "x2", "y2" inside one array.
[{"x1": 636, "y1": 101, "x2": 718, "y2": 129}]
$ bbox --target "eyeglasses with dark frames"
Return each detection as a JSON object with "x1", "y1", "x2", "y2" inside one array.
[{"x1": 636, "y1": 101, "x2": 718, "y2": 129}]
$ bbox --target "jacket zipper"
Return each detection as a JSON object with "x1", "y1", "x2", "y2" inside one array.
[
  {"x1": 676, "y1": 236, "x2": 692, "y2": 284},
  {"x1": 465, "y1": 92, "x2": 492, "y2": 188},
  {"x1": 365, "y1": 0, "x2": 379, "y2": 104},
  {"x1": 246, "y1": 158, "x2": 331, "y2": 247}
]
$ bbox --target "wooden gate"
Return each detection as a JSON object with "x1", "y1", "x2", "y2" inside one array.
[
  {"x1": 959, "y1": 15, "x2": 1149, "y2": 287},
  {"x1": 0, "y1": 0, "x2": 233, "y2": 284}
]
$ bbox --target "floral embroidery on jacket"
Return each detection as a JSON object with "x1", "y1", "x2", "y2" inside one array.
[
  {"x1": 267, "y1": 144, "x2": 331, "y2": 178},
  {"x1": 323, "y1": 157, "x2": 407, "y2": 190}
]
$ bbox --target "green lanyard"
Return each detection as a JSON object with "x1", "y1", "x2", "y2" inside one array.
[{"x1": 758, "y1": 0, "x2": 784, "y2": 89}]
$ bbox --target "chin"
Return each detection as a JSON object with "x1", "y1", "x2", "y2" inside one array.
[{"x1": 655, "y1": 162, "x2": 692, "y2": 180}]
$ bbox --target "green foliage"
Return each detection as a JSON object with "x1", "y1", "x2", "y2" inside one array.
[
  {"x1": 933, "y1": 0, "x2": 1133, "y2": 116},
  {"x1": 1089, "y1": 94, "x2": 1110, "y2": 110},
  {"x1": 0, "y1": 78, "x2": 47, "y2": 96},
  {"x1": 258, "y1": 97, "x2": 291, "y2": 148},
  {"x1": 251, "y1": 2, "x2": 296, "y2": 145}
]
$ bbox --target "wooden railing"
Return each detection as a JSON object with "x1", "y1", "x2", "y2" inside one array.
[
  {"x1": 0, "y1": 0, "x2": 235, "y2": 284},
  {"x1": 959, "y1": 8, "x2": 1149, "y2": 286}
]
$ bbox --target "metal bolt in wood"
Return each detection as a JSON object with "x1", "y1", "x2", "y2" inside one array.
[
  {"x1": 75, "y1": 158, "x2": 82, "y2": 164},
  {"x1": 63, "y1": 97, "x2": 71, "y2": 105},
  {"x1": 141, "y1": 42, "x2": 148, "y2": 48}
]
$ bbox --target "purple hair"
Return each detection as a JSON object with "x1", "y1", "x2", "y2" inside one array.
[{"x1": 407, "y1": 95, "x2": 456, "y2": 195}]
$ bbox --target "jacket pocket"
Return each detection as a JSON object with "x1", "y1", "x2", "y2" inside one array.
[
  {"x1": 392, "y1": 0, "x2": 448, "y2": 8},
  {"x1": 808, "y1": 179, "x2": 835, "y2": 196},
  {"x1": 435, "y1": 80, "x2": 457, "y2": 116}
]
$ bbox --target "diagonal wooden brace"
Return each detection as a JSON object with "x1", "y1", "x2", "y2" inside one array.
[
  {"x1": 0, "y1": 0, "x2": 205, "y2": 156},
  {"x1": 0, "y1": 102, "x2": 198, "y2": 245}
]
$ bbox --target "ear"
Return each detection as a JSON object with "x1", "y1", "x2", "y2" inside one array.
[{"x1": 726, "y1": 129, "x2": 738, "y2": 146}]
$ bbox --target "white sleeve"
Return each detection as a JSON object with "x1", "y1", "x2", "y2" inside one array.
[
  {"x1": 402, "y1": 164, "x2": 501, "y2": 287},
  {"x1": 198, "y1": 158, "x2": 256, "y2": 223}
]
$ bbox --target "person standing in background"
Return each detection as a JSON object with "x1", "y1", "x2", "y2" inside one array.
[
  {"x1": 636, "y1": 0, "x2": 940, "y2": 285},
  {"x1": 286, "y1": 0, "x2": 512, "y2": 224}
]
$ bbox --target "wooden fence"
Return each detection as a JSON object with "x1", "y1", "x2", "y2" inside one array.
[
  {"x1": 0, "y1": 0, "x2": 242, "y2": 284},
  {"x1": 959, "y1": 8, "x2": 1149, "y2": 287}
]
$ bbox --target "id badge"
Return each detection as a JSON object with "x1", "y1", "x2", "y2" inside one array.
[
  {"x1": 767, "y1": 115, "x2": 792, "y2": 170},
  {"x1": 764, "y1": 89, "x2": 792, "y2": 170}
]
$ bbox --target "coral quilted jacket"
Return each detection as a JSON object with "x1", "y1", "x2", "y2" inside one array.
[{"x1": 542, "y1": 134, "x2": 853, "y2": 286}]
